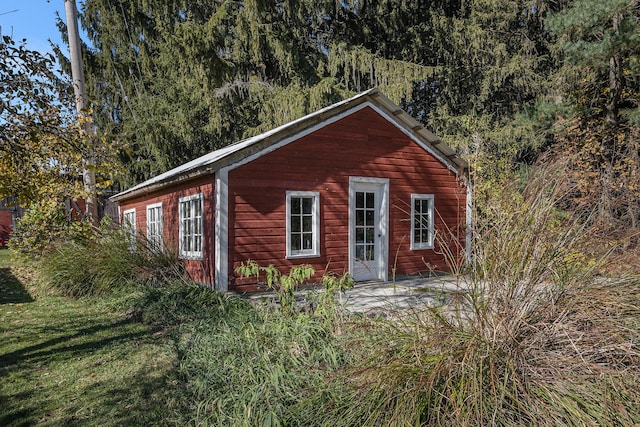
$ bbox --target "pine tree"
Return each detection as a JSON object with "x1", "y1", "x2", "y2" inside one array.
[{"x1": 546, "y1": 0, "x2": 640, "y2": 233}]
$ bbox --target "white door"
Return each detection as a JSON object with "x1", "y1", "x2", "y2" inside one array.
[{"x1": 349, "y1": 178, "x2": 389, "y2": 281}]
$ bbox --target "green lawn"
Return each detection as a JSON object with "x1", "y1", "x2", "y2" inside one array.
[{"x1": 0, "y1": 251, "x2": 181, "y2": 426}]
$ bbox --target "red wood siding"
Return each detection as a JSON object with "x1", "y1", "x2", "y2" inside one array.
[
  {"x1": 228, "y1": 106, "x2": 466, "y2": 288},
  {"x1": 117, "y1": 176, "x2": 216, "y2": 285},
  {"x1": 0, "y1": 210, "x2": 12, "y2": 246}
]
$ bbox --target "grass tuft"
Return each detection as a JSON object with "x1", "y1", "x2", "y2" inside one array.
[{"x1": 37, "y1": 222, "x2": 184, "y2": 298}]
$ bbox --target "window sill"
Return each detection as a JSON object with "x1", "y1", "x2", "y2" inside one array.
[
  {"x1": 410, "y1": 245, "x2": 434, "y2": 251},
  {"x1": 286, "y1": 253, "x2": 321, "y2": 260}
]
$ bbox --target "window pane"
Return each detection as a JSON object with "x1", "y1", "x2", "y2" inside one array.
[
  {"x1": 291, "y1": 233, "x2": 301, "y2": 251},
  {"x1": 420, "y1": 213, "x2": 430, "y2": 228},
  {"x1": 302, "y1": 197, "x2": 312, "y2": 214},
  {"x1": 356, "y1": 192, "x2": 364, "y2": 209},
  {"x1": 302, "y1": 216, "x2": 312, "y2": 232},
  {"x1": 303, "y1": 232, "x2": 313, "y2": 250},
  {"x1": 291, "y1": 197, "x2": 301, "y2": 215},
  {"x1": 355, "y1": 210, "x2": 364, "y2": 226},
  {"x1": 356, "y1": 228, "x2": 365, "y2": 243},
  {"x1": 366, "y1": 244, "x2": 375, "y2": 260},
  {"x1": 355, "y1": 244, "x2": 364, "y2": 259},
  {"x1": 291, "y1": 216, "x2": 301, "y2": 232},
  {"x1": 365, "y1": 228, "x2": 374, "y2": 244},
  {"x1": 366, "y1": 192, "x2": 374, "y2": 209},
  {"x1": 421, "y1": 199, "x2": 430, "y2": 213},
  {"x1": 365, "y1": 210, "x2": 374, "y2": 226}
]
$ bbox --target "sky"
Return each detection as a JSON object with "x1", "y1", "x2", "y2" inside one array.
[{"x1": 0, "y1": 0, "x2": 69, "y2": 54}]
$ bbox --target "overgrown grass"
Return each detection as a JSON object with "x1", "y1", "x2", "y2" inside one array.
[
  {"x1": 38, "y1": 222, "x2": 184, "y2": 298},
  {"x1": 316, "y1": 162, "x2": 640, "y2": 426},
  {"x1": 1, "y1": 255, "x2": 353, "y2": 426},
  {"x1": 128, "y1": 280, "x2": 349, "y2": 426}
]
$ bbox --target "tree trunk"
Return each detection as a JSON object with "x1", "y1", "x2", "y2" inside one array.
[
  {"x1": 605, "y1": 12, "x2": 624, "y2": 125},
  {"x1": 64, "y1": 0, "x2": 99, "y2": 226}
]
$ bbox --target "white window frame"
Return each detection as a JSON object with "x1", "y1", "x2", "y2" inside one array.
[
  {"x1": 179, "y1": 193, "x2": 204, "y2": 260},
  {"x1": 122, "y1": 208, "x2": 136, "y2": 244},
  {"x1": 411, "y1": 194, "x2": 435, "y2": 250},
  {"x1": 146, "y1": 202, "x2": 163, "y2": 251},
  {"x1": 286, "y1": 191, "x2": 320, "y2": 259}
]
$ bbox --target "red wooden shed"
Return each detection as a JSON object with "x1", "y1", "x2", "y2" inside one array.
[{"x1": 111, "y1": 89, "x2": 469, "y2": 292}]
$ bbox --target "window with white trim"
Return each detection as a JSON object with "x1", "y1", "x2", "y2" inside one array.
[
  {"x1": 179, "y1": 193, "x2": 203, "y2": 259},
  {"x1": 411, "y1": 194, "x2": 434, "y2": 250},
  {"x1": 123, "y1": 208, "x2": 136, "y2": 244},
  {"x1": 146, "y1": 202, "x2": 163, "y2": 251},
  {"x1": 286, "y1": 191, "x2": 320, "y2": 258}
]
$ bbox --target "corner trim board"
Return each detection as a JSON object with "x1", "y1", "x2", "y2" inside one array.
[{"x1": 215, "y1": 168, "x2": 229, "y2": 292}]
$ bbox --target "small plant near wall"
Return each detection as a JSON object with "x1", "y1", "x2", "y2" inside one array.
[
  {"x1": 235, "y1": 260, "x2": 315, "y2": 313},
  {"x1": 234, "y1": 261, "x2": 354, "y2": 316},
  {"x1": 315, "y1": 271, "x2": 355, "y2": 317}
]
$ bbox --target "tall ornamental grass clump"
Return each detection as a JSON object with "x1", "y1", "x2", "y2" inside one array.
[
  {"x1": 39, "y1": 219, "x2": 184, "y2": 297},
  {"x1": 324, "y1": 161, "x2": 640, "y2": 426}
]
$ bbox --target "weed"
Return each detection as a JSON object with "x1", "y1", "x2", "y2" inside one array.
[{"x1": 235, "y1": 260, "x2": 315, "y2": 313}]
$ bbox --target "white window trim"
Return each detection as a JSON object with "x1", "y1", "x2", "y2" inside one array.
[
  {"x1": 146, "y1": 202, "x2": 163, "y2": 251},
  {"x1": 411, "y1": 194, "x2": 435, "y2": 250},
  {"x1": 123, "y1": 208, "x2": 136, "y2": 243},
  {"x1": 179, "y1": 193, "x2": 204, "y2": 260},
  {"x1": 286, "y1": 191, "x2": 320, "y2": 259}
]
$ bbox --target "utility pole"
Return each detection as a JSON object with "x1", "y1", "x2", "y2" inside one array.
[{"x1": 64, "y1": 0, "x2": 99, "y2": 226}]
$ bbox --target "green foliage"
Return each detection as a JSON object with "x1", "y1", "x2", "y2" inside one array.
[
  {"x1": 235, "y1": 260, "x2": 314, "y2": 313},
  {"x1": 235, "y1": 261, "x2": 354, "y2": 317},
  {"x1": 9, "y1": 198, "x2": 92, "y2": 257},
  {"x1": 313, "y1": 271, "x2": 355, "y2": 317},
  {"x1": 544, "y1": 0, "x2": 640, "y2": 235},
  {"x1": 174, "y1": 298, "x2": 345, "y2": 426},
  {"x1": 0, "y1": 35, "x2": 119, "y2": 206},
  {"x1": 129, "y1": 280, "x2": 244, "y2": 329},
  {"x1": 126, "y1": 279, "x2": 348, "y2": 426}
]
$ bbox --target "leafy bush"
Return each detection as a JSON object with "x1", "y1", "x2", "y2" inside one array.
[
  {"x1": 10, "y1": 198, "x2": 93, "y2": 257},
  {"x1": 319, "y1": 162, "x2": 640, "y2": 426}
]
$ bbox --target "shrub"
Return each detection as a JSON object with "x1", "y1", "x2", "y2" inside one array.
[
  {"x1": 235, "y1": 261, "x2": 315, "y2": 313},
  {"x1": 10, "y1": 198, "x2": 93, "y2": 257}
]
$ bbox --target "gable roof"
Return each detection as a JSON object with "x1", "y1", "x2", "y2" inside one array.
[{"x1": 112, "y1": 88, "x2": 467, "y2": 202}]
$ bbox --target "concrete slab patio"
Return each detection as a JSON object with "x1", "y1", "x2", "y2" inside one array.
[
  {"x1": 243, "y1": 274, "x2": 469, "y2": 315},
  {"x1": 339, "y1": 275, "x2": 467, "y2": 315}
]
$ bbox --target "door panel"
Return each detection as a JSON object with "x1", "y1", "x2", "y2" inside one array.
[{"x1": 349, "y1": 179, "x2": 388, "y2": 281}]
